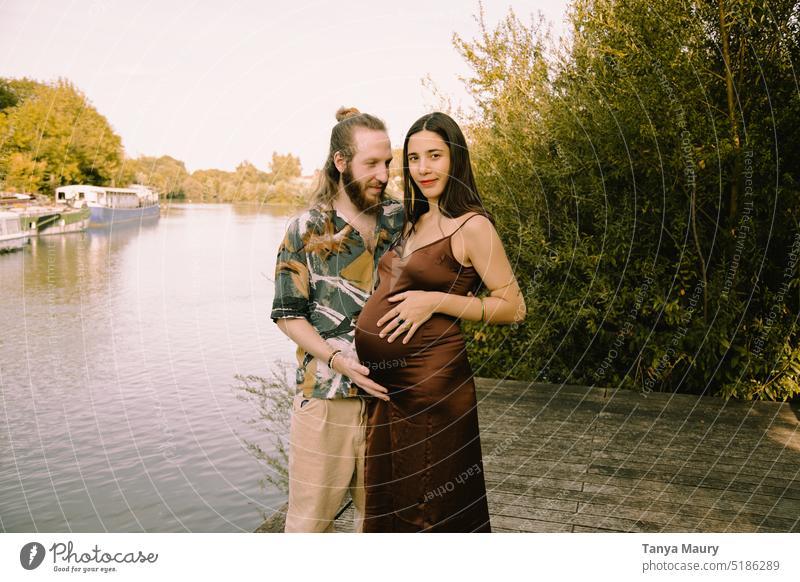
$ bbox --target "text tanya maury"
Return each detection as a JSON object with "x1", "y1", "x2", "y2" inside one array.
[{"x1": 643, "y1": 543, "x2": 719, "y2": 557}]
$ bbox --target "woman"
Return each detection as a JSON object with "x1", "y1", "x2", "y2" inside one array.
[{"x1": 354, "y1": 112, "x2": 526, "y2": 532}]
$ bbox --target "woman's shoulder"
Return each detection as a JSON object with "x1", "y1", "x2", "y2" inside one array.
[{"x1": 456, "y1": 211, "x2": 493, "y2": 234}]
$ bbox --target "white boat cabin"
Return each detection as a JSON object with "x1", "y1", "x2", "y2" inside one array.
[
  {"x1": 0, "y1": 211, "x2": 23, "y2": 237},
  {"x1": 55, "y1": 185, "x2": 158, "y2": 209}
]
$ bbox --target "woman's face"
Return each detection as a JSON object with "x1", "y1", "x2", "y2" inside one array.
[{"x1": 407, "y1": 130, "x2": 451, "y2": 201}]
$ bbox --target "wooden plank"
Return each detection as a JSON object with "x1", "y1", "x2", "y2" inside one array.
[
  {"x1": 485, "y1": 442, "x2": 593, "y2": 463},
  {"x1": 574, "y1": 498, "x2": 798, "y2": 531},
  {"x1": 591, "y1": 448, "x2": 800, "y2": 480},
  {"x1": 486, "y1": 472, "x2": 800, "y2": 524},
  {"x1": 487, "y1": 514, "x2": 574, "y2": 533},
  {"x1": 575, "y1": 501, "x2": 784, "y2": 532},
  {"x1": 334, "y1": 504, "x2": 355, "y2": 533},
  {"x1": 592, "y1": 416, "x2": 798, "y2": 440},
  {"x1": 484, "y1": 457, "x2": 589, "y2": 476},
  {"x1": 486, "y1": 501, "x2": 580, "y2": 528},
  {"x1": 562, "y1": 512, "x2": 662, "y2": 532},
  {"x1": 485, "y1": 471, "x2": 586, "y2": 492},
  {"x1": 573, "y1": 525, "x2": 615, "y2": 533},
  {"x1": 485, "y1": 478, "x2": 586, "y2": 503},
  {"x1": 579, "y1": 481, "x2": 800, "y2": 521},
  {"x1": 489, "y1": 490, "x2": 579, "y2": 513},
  {"x1": 254, "y1": 378, "x2": 800, "y2": 533},
  {"x1": 587, "y1": 465, "x2": 800, "y2": 499},
  {"x1": 586, "y1": 457, "x2": 800, "y2": 493},
  {"x1": 590, "y1": 453, "x2": 800, "y2": 484},
  {"x1": 591, "y1": 429, "x2": 800, "y2": 462}
]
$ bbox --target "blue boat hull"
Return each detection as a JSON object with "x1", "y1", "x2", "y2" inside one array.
[{"x1": 89, "y1": 205, "x2": 160, "y2": 225}]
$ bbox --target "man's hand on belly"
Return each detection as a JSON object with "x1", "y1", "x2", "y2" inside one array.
[{"x1": 333, "y1": 354, "x2": 390, "y2": 401}]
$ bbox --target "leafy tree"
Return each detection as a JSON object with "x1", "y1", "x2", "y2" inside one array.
[
  {"x1": 0, "y1": 77, "x2": 39, "y2": 113},
  {"x1": 126, "y1": 155, "x2": 189, "y2": 198},
  {"x1": 267, "y1": 152, "x2": 301, "y2": 182},
  {"x1": 456, "y1": 1, "x2": 800, "y2": 400},
  {"x1": 0, "y1": 78, "x2": 124, "y2": 193},
  {"x1": 0, "y1": 80, "x2": 19, "y2": 112}
]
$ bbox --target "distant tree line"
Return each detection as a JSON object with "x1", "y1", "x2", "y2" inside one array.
[
  {"x1": 458, "y1": 0, "x2": 799, "y2": 401},
  {"x1": 0, "y1": 77, "x2": 310, "y2": 205},
  {"x1": 125, "y1": 152, "x2": 308, "y2": 204}
]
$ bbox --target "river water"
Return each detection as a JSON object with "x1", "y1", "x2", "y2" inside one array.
[{"x1": 0, "y1": 203, "x2": 299, "y2": 532}]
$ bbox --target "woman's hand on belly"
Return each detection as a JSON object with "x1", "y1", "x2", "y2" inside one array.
[{"x1": 378, "y1": 290, "x2": 444, "y2": 344}]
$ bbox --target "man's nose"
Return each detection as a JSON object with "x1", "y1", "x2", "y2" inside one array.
[{"x1": 375, "y1": 165, "x2": 389, "y2": 183}]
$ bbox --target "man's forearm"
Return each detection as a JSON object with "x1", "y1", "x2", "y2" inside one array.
[{"x1": 275, "y1": 317, "x2": 339, "y2": 363}]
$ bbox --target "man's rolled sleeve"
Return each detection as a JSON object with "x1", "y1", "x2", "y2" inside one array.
[{"x1": 271, "y1": 217, "x2": 311, "y2": 322}]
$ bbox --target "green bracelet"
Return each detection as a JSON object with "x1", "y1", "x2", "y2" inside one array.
[{"x1": 480, "y1": 297, "x2": 485, "y2": 322}]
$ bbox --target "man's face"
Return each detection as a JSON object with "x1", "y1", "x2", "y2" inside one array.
[{"x1": 340, "y1": 128, "x2": 392, "y2": 215}]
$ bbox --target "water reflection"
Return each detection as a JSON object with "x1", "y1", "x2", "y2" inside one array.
[{"x1": 0, "y1": 203, "x2": 299, "y2": 532}]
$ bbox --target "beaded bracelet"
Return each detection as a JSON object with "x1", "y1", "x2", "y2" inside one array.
[{"x1": 327, "y1": 349, "x2": 342, "y2": 369}]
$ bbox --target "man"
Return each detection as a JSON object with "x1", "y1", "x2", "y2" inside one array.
[{"x1": 271, "y1": 107, "x2": 403, "y2": 532}]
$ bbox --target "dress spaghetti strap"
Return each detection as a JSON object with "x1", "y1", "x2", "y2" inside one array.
[{"x1": 449, "y1": 212, "x2": 483, "y2": 237}]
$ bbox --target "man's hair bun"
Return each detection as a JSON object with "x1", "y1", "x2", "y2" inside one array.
[{"x1": 336, "y1": 106, "x2": 361, "y2": 122}]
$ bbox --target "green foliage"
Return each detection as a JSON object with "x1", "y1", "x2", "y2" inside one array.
[
  {"x1": 0, "y1": 77, "x2": 39, "y2": 112},
  {"x1": 233, "y1": 365, "x2": 294, "y2": 495},
  {"x1": 268, "y1": 152, "x2": 302, "y2": 182},
  {"x1": 124, "y1": 155, "x2": 189, "y2": 198},
  {"x1": 0, "y1": 78, "x2": 124, "y2": 193},
  {"x1": 0, "y1": 79, "x2": 19, "y2": 111},
  {"x1": 457, "y1": 1, "x2": 800, "y2": 400},
  {"x1": 125, "y1": 155, "x2": 311, "y2": 204}
]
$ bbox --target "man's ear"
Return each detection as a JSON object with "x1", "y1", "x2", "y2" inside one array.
[{"x1": 333, "y1": 152, "x2": 347, "y2": 173}]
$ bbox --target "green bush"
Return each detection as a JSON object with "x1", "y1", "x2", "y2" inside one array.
[{"x1": 459, "y1": 0, "x2": 800, "y2": 400}]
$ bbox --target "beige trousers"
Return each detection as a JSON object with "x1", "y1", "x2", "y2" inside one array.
[{"x1": 284, "y1": 394, "x2": 367, "y2": 533}]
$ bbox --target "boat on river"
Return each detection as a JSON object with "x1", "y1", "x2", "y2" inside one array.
[
  {"x1": 55, "y1": 184, "x2": 160, "y2": 226},
  {"x1": 0, "y1": 211, "x2": 35, "y2": 252},
  {"x1": 17, "y1": 205, "x2": 92, "y2": 236},
  {"x1": 1, "y1": 190, "x2": 92, "y2": 250}
]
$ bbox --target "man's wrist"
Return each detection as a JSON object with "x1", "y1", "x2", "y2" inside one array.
[{"x1": 327, "y1": 348, "x2": 342, "y2": 369}]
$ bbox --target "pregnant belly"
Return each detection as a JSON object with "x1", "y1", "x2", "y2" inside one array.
[{"x1": 354, "y1": 295, "x2": 463, "y2": 379}]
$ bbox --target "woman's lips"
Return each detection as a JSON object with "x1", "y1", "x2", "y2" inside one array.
[{"x1": 419, "y1": 179, "x2": 437, "y2": 187}]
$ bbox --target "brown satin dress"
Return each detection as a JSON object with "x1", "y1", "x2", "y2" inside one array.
[{"x1": 354, "y1": 214, "x2": 491, "y2": 532}]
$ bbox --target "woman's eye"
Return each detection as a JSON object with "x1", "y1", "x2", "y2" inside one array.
[{"x1": 431, "y1": 153, "x2": 440, "y2": 159}]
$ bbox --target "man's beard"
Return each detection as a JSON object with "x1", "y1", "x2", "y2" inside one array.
[{"x1": 342, "y1": 166, "x2": 385, "y2": 216}]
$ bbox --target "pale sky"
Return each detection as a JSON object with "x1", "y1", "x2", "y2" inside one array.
[{"x1": 0, "y1": 0, "x2": 569, "y2": 173}]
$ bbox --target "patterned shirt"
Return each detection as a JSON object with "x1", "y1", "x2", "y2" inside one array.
[{"x1": 271, "y1": 198, "x2": 404, "y2": 399}]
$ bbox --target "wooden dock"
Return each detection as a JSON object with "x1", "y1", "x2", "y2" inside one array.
[{"x1": 256, "y1": 378, "x2": 800, "y2": 532}]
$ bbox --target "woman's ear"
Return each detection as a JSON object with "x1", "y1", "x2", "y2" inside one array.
[{"x1": 333, "y1": 151, "x2": 346, "y2": 173}]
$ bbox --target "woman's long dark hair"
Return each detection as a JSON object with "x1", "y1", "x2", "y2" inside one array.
[{"x1": 402, "y1": 112, "x2": 491, "y2": 234}]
